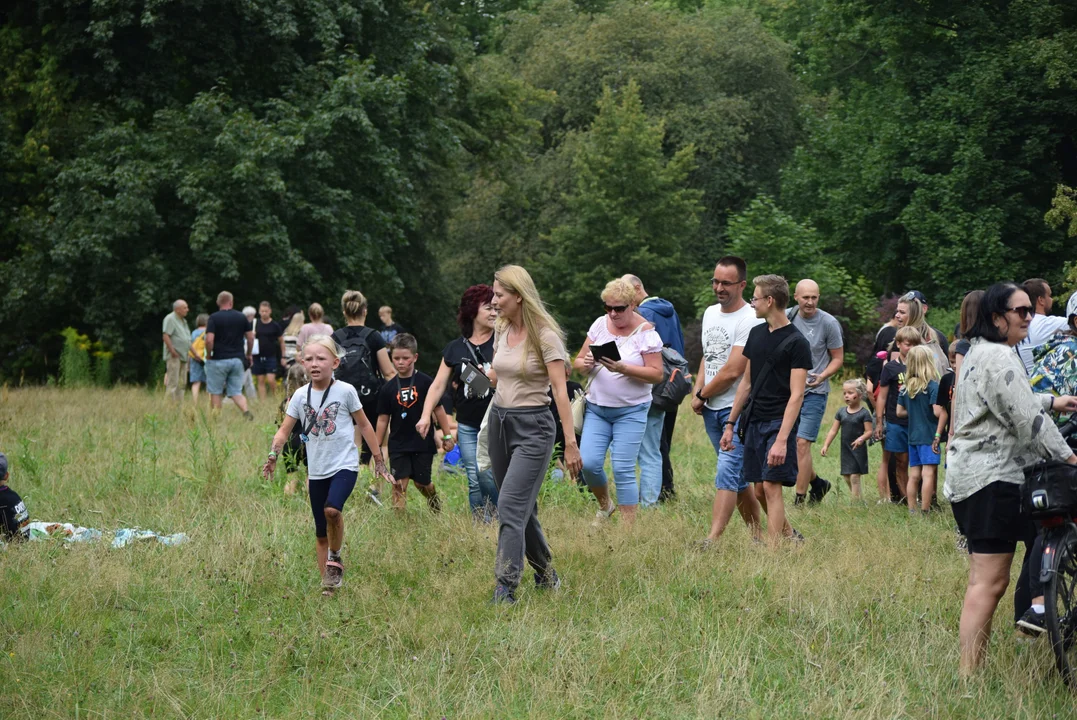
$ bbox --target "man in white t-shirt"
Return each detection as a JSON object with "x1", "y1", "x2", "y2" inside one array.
[
  {"x1": 1018, "y1": 278, "x2": 1070, "y2": 375},
  {"x1": 691, "y1": 256, "x2": 763, "y2": 547}
]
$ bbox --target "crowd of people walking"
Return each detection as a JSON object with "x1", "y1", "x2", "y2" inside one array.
[{"x1": 158, "y1": 266, "x2": 1077, "y2": 673}]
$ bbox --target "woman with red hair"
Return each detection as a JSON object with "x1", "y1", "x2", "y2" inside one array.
[{"x1": 418, "y1": 285, "x2": 500, "y2": 520}]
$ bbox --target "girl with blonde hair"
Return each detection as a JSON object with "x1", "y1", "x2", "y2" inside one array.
[
  {"x1": 296, "y1": 302, "x2": 334, "y2": 351},
  {"x1": 820, "y1": 378, "x2": 874, "y2": 500},
  {"x1": 488, "y1": 265, "x2": 581, "y2": 604},
  {"x1": 263, "y1": 335, "x2": 393, "y2": 593},
  {"x1": 896, "y1": 345, "x2": 944, "y2": 513}
]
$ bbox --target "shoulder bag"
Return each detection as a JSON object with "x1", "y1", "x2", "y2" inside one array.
[{"x1": 736, "y1": 332, "x2": 801, "y2": 444}]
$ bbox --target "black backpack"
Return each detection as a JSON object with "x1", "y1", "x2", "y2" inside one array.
[
  {"x1": 651, "y1": 346, "x2": 693, "y2": 413},
  {"x1": 332, "y1": 327, "x2": 383, "y2": 399}
]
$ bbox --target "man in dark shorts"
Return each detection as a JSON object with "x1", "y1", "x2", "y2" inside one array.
[{"x1": 721, "y1": 275, "x2": 812, "y2": 546}]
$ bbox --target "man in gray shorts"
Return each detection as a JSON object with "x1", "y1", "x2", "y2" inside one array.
[{"x1": 788, "y1": 279, "x2": 844, "y2": 505}]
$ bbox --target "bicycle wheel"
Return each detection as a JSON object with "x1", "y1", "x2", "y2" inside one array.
[{"x1": 1044, "y1": 524, "x2": 1077, "y2": 684}]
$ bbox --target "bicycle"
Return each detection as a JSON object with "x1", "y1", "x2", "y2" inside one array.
[{"x1": 1022, "y1": 416, "x2": 1077, "y2": 684}]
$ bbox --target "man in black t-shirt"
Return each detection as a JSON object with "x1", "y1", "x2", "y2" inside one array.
[
  {"x1": 205, "y1": 291, "x2": 255, "y2": 418},
  {"x1": 376, "y1": 334, "x2": 454, "y2": 513},
  {"x1": 721, "y1": 275, "x2": 812, "y2": 546}
]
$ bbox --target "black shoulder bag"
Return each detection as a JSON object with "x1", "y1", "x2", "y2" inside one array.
[{"x1": 736, "y1": 333, "x2": 801, "y2": 444}]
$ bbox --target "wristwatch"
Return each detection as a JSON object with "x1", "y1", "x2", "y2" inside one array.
[{"x1": 695, "y1": 390, "x2": 705, "y2": 402}]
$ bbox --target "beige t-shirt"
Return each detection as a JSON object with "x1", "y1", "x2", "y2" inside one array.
[{"x1": 492, "y1": 326, "x2": 568, "y2": 408}]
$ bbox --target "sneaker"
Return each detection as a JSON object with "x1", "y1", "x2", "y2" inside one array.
[
  {"x1": 658, "y1": 488, "x2": 676, "y2": 503},
  {"x1": 790, "y1": 528, "x2": 805, "y2": 543},
  {"x1": 794, "y1": 494, "x2": 807, "y2": 506},
  {"x1": 593, "y1": 501, "x2": 617, "y2": 524},
  {"x1": 491, "y1": 584, "x2": 517, "y2": 605},
  {"x1": 808, "y1": 476, "x2": 831, "y2": 504},
  {"x1": 535, "y1": 569, "x2": 561, "y2": 591},
  {"x1": 366, "y1": 489, "x2": 383, "y2": 507},
  {"x1": 1016, "y1": 607, "x2": 1047, "y2": 636}
]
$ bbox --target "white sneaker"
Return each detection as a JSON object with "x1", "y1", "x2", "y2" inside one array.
[{"x1": 592, "y1": 501, "x2": 617, "y2": 527}]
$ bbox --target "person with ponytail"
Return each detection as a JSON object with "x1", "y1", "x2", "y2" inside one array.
[{"x1": 487, "y1": 266, "x2": 581, "y2": 604}]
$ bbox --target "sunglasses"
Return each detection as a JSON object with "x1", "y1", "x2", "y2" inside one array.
[
  {"x1": 604, "y1": 304, "x2": 629, "y2": 314},
  {"x1": 1007, "y1": 305, "x2": 1033, "y2": 320}
]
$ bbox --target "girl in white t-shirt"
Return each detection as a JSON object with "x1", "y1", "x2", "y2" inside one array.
[{"x1": 263, "y1": 335, "x2": 393, "y2": 593}]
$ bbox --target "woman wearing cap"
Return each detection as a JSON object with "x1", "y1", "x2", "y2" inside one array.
[{"x1": 572, "y1": 278, "x2": 664, "y2": 525}]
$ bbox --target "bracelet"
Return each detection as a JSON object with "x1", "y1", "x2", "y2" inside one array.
[
  {"x1": 723, "y1": 421, "x2": 735, "y2": 428},
  {"x1": 934, "y1": 433, "x2": 941, "y2": 438},
  {"x1": 267, "y1": 450, "x2": 278, "y2": 459},
  {"x1": 443, "y1": 435, "x2": 453, "y2": 441}
]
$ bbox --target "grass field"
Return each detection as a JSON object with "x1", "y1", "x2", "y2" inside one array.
[{"x1": 1, "y1": 386, "x2": 1074, "y2": 718}]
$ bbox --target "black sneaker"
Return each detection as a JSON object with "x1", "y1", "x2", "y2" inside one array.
[
  {"x1": 794, "y1": 493, "x2": 807, "y2": 506},
  {"x1": 808, "y1": 476, "x2": 831, "y2": 505},
  {"x1": 535, "y1": 569, "x2": 562, "y2": 591},
  {"x1": 790, "y1": 528, "x2": 805, "y2": 543},
  {"x1": 491, "y1": 584, "x2": 517, "y2": 605},
  {"x1": 658, "y1": 487, "x2": 676, "y2": 503},
  {"x1": 1016, "y1": 607, "x2": 1047, "y2": 636}
]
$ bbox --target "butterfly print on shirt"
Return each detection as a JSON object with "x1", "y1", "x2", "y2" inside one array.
[{"x1": 303, "y1": 401, "x2": 342, "y2": 437}]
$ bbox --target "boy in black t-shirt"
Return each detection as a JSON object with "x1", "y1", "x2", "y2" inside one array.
[
  {"x1": 720, "y1": 275, "x2": 812, "y2": 547},
  {"x1": 376, "y1": 334, "x2": 454, "y2": 512}
]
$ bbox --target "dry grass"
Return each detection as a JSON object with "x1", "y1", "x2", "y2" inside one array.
[{"x1": 0, "y1": 387, "x2": 1074, "y2": 718}]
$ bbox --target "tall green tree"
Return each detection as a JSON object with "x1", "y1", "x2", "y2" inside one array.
[
  {"x1": 1, "y1": 0, "x2": 477, "y2": 380},
  {"x1": 539, "y1": 81, "x2": 702, "y2": 341},
  {"x1": 776, "y1": 0, "x2": 1077, "y2": 304}
]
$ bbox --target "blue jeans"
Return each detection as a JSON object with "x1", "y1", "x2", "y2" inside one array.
[
  {"x1": 702, "y1": 407, "x2": 748, "y2": 492},
  {"x1": 457, "y1": 422, "x2": 499, "y2": 513},
  {"x1": 637, "y1": 406, "x2": 666, "y2": 507},
  {"x1": 206, "y1": 357, "x2": 244, "y2": 397},
  {"x1": 580, "y1": 401, "x2": 650, "y2": 507},
  {"x1": 797, "y1": 392, "x2": 828, "y2": 441}
]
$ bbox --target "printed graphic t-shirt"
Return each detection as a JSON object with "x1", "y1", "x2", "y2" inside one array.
[
  {"x1": 285, "y1": 381, "x2": 363, "y2": 479},
  {"x1": 376, "y1": 372, "x2": 437, "y2": 454},
  {"x1": 701, "y1": 303, "x2": 762, "y2": 411}
]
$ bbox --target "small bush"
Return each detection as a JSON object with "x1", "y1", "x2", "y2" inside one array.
[{"x1": 59, "y1": 328, "x2": 93, "y2": 387}]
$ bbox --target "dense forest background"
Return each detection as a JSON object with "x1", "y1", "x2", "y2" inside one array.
[{"x1": 3, "y1": 0, "x2": 1076, "y2": 381}]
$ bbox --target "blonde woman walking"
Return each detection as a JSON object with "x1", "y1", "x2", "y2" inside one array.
[{"x1": 488, "y1": 265, "x2": 581, "y2": 604}]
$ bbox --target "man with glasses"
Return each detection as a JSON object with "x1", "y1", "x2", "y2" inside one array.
[
  {"x1": 623, "y1": 274, "x2": 686, "y2": 503},
  {"x1": 1018, "y1": 278, "x2": 1069, "y2": 375},
  {"x1": 693, "y1": 256, "x2": 763, "y2": 546},
  {"x1": 788, "y1": 279, "x2": 844, "y2": 506},
  {"x1": 720, "y1": 275, "x2": 812, "y2": 546}
]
